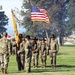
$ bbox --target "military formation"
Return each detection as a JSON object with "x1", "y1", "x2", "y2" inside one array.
[{"x1": 0, "y1": 32, "x2": 59, "y2": 74}]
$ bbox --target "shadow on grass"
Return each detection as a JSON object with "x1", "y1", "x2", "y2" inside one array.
[
  {"x1": 8, "y1": 70, "x2": 25, "y2": 74},
  {"x1": 57, "y1": 65, "x2": 75, "y2": 68},
  {"x1": 31, "y1": 68, "x2": 51, "y2": 73},
  {"x1": 57, "y1": 53, "x2": 69, "y2": 55},
  {"x1": 31, "y1": 68, "x2": 69, "y2": 73},
  {"x1": 31, "y1": 65, "x2": 75, "y2": 73},
  {"x1": 8, "y1": 65, "x2": 75, "y2": 74}
]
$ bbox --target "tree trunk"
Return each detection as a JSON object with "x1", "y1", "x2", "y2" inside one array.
[
  {"x1": 45, "y1": 29, "x2": 49, "y2": 44},
  {"x1": 58, "y1": 33, "x2": 63, "y2": 46}
]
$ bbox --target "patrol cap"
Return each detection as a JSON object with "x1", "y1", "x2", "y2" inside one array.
[
  {"x1": 19, "y1": 34, "x2": 23, "y2": 38},
  {"x1": 25, "y1": 35, "x2": 30, "y2": 39},
  {"x1": 31, "y1": 37, "x2": 38, "y2": 40},
  {"x1": 41, "y1": 38, "x2": 46, "y2": 41},
  {"x1": 3, "y1": 32, "x2": 8, "y2": 36},
  {"x1": 50, "y1": 34, "x2": 55, "y2": 38}
]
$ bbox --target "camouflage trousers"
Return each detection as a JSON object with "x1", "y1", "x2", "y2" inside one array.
[
  {"x1": 49, "y1": 51, "x2": 57, "y2": 67},
  {"x1": 40, "y1": 53, "x2": 46, "y2": 68},
  {"x1": 25, "y1": 57, "x2": 31, "y2": 73},
  {"x1": 32, "y1": 53, "x2": 38, "y2": 68},
  {"x1": 0, "y1": 54, "x2": 9, "y2": 70}
]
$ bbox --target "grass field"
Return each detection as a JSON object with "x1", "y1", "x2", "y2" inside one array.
[{"x1": 0, "y1": 45, "x2": 75, "y2": 75}]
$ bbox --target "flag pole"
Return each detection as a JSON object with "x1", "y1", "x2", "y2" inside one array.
[
  {"x1": 31, "y1": 21, "x2": 34, "y2": 37},
  {"x1": 45, "y1": 29, "x2": 49, "y2": 44}
]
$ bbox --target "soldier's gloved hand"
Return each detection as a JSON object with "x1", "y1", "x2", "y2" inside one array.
[{"x1": 17, "y1": 51, "x2": 20, "y2": 54}]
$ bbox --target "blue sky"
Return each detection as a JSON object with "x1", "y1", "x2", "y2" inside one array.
[{"x1": 0, "y1": 0, "x2": 25, "y2": 36}]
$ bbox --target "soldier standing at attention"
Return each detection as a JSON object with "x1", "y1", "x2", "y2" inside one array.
[
  {"x1": 40, "y1": 38, "x2": 47, "y2": 68},
  {"x1": 0, "y1": 32, "x2": 10, "y2": 74},
  {"x1": 17, "y1": 34, "x2": 25, "y2": 71},
  {"x1": 16, "y1": 34, "x2": 25, "y2": 71},
  {"x1": 49, "y1": 35, "x2": 59, "y2": 68},
  {"x1": 31, "y1": 37, "x2": 39, "y2": 68},
  {"x1": 24, "y1": 35, "x2": 32, "y2": 73}
]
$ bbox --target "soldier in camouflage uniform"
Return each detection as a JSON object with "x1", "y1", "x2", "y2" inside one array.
[
  {"x1": 49, "y1": 35, "x2": 59, "y2": 68},
  {"x1": 17, "y1": 34, "x2": 25, "y2": 71},
  {"x1": 0, "y1": 32, "x2": 10, "y2": 74},
  {"x1": 31, "y1": 37, "x2": 39, "y2": 68},
  {"x1": 16, "y1": 34, "x2": 25, "y2": 71},
  {"x1": 40, "y1": 38, "x2": 47, "y2": 68},
  {"x1": 24, "y1": 35, "x2": 32, "y2": 73}
]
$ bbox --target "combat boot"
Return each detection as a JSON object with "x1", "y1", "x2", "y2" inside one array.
[
  {"x1": 26, "y1": 68, "x2": 29, "y2": 73},
  {"x1": 4, "y1": 69, "x2": 7, "y2": 74},
  {"x1": 32, "y1": 63, "x2": 35, "y2": 68},
  {"x1": 53, "y1": 65, "x2": 56, "y2": 68}
]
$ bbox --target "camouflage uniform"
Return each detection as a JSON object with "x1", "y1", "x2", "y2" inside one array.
[
  {"x1": 17, "y1": 41, "x2": 25, "y2": 71},
  {"x1": 49, "y1": 35, "x2": 59, "y2": 68},
  {"x1": 45, "y1": 40, "x2": 49, "y2": 55},
  {"x1": 37, "y1": 39, "x2": 41, "y2": 56},
  {"x1": 40, "y1": 38, "x2": 47, "y2": 68},
  {"x1": 31, "y1": 38, "x2": 39, "y2": 68},
  {"x1": 11, "y1": 40, "x2": 23, "y2": 71},
  {"x1": 0, "y1": 32, "x2": 10, "y2": 74},
  {"x1": 24, "y1": 35, "x2": 32, "y2": 73},
  {"x1": 11, "y1": 38, "x2": 16, "y2": 55},
  {"x1": 16, "y1": 34, "x2": 25, "y2": 71}
]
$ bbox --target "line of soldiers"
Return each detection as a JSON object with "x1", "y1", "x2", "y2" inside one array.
[{"x1": 0, "y1": 32, "x2": 59, "y2": 74}]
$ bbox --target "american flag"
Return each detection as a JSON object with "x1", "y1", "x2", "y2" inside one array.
[{"x1": 31, "y1": 6, "x2": 49, "y2": 23}]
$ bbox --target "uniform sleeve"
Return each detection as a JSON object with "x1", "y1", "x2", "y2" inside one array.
[
  {"x1": 24, "y1": 42, "x2": 29, "y2": 51},
  {"x1": 56, "y1": 40, "x2": 59, "y2": 52},
  {"x1": 8, "y1": 40, "x2": 12, "y2": 54},
  {"x1": 19, "y1": 42, "x2": 24, "y2": 53},
  {"x1": 34, "y1": 43, "x2": 38, "y2": 52}
]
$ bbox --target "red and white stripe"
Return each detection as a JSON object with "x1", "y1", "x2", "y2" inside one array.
[{"x1": 31, "y1": 8, "x2": 49, "y2": 23}]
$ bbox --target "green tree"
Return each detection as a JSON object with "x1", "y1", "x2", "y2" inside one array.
[
  {"x1": 68, "y1": 0, "x2": 75, "y2": 31},
  {"x1": 21, "y1": 0, "x2": 70, "y2": 45},
  {"x1": 0, "y1": 10, "x2": 9, "y2": 33}
]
